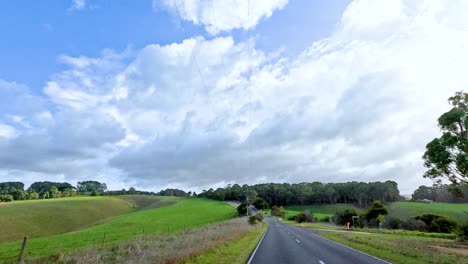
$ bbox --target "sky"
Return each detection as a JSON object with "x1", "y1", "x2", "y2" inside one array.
[{"x1": 1, "y1": 0, "x2": 466, "y2": 194}]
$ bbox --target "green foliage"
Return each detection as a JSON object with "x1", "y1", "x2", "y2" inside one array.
[
  {"x1": 457, "y1": 223, "x2": 468, "y2": 241},
  {"x1": 0, "y1": 194, "x2": 13, "y2": 202},
  {"x1": 383, "y1": 216, "x2": 401, "y2": 229},
  {"x1": 255, "y1": 213, "x2": 264, "y2": 222},
  {"x1": 237, "y1": 202, "x2": 247, "y2": 215},
  {"x1": 271, "y1": 205, "x2": 285, "y2": 218},
  {"x1": 29, "y1": 181, "x2": 74, "y2": 196},
  {"x1": 248, "y1": 215, "x2": 257, "y2": 225},
  {"x1": 335, "y1": 209, "x2": 358, "y2": 225},
  {"x1": 365, "y1": 200, "x2": 388, "y2": 221},
  {"x1": 158, "y1": 188, "x2": 187, "y2": 197},
  {"x1": 423, "y1": 91, "x2": 468, "y2": 185},
  {"x1": 294, "y1": 212, "x2": 307, "y2": 223},
  {"x1": 253, "y1": 197, "x2": 269, "y2": 210},
  {"x1": 76, "y1": 181, "x2": 107, "y2": 195},
  {"x1": 414, "y1": 214, "x2": 457, "y2": 233}
]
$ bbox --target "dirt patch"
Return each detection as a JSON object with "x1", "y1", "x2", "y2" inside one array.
[{"x1": 431, "y1": 244, "x2": 468, "y2": 256}]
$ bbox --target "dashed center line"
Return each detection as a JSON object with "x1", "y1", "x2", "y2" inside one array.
[
  {"x1": 295, "y1": 239, "x2": 301, "y2": 243},
  {"x1": 319, "y1": 260, "x2": 325, "y2": 264}
]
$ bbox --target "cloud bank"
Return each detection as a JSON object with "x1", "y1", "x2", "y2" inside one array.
[{"x1": 2, "y1": 0, "x2": 468, "y2": 193}]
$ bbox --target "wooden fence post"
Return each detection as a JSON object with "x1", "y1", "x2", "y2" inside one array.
[{"x1": 18, "y1": 236, "x2": 28, "y2": 264}]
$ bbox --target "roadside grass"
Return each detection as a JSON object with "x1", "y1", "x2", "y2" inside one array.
[
  {"x1": 26, "y1": 218, "x2": 264, "y2": 264},
  {"x1": 186, "y1": 221, "x2": 268, "y2": 264},
  {"x1": 0, "y1": 198, "x2": 236, "y2": 262},
  {"x1": 353, "y1": 228, "x2": 457, "y2": 239},
  {"x1": 388, "y1": 202, "x2": 468, "y2": 224},
  {"x1": 0, "y1": 196, "x2": 154, "y2": 243},
  {"x1": 322, "y1": 232, "x2": 468, "y2": 264}
]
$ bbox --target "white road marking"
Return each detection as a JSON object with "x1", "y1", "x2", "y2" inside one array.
[
  {"x1": 319, "y1": 261, "x2": 325, "y2": 264},
  {"x1": 246, "y1": 224, "x2": 270, "y2": 264},
  {"x1": 295, "y1": 239, "x2": 301, "y2": 243}
]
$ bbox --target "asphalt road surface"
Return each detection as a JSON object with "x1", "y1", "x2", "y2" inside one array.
[{"x1": 249, "y1": 218, "x2": 392, "y2": 264}]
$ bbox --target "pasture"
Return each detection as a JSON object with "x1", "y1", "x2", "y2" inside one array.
[{"x1": 0, "y1": 197, "x2": 236, "y2": 262}]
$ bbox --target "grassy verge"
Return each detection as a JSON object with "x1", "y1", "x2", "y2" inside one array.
[
  {"x1": 0, "y1": 198, "x2": 235, "y2": 262},
  {"x1": 388, "y1": 202, "x2": 468, "y2": 224},
  {"x1": 186, "y1": 221, "x2": 268, "y2": 264},
  {"x1": 353, "y1": 228, "x2": 457, "y2": 239},
  {"x1": 322, "y1": 232, "x2": 467, "y2": 264},
  {"x1": 27, "y1": 218, "x2": 264, "y2": 264}
]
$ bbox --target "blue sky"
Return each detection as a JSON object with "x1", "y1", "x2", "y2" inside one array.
[
  {"x1": 1, "y1": 0, "x2": 465, "y2": 194},
  {"x1": 0, "y1": 0, "x2": 349, "y2": 92}
]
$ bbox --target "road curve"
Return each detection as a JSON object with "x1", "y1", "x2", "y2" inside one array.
[{"x1": 249, "y1": 218, "x2": 392, "y2": 264}]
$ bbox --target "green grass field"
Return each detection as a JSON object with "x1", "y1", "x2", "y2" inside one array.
[
  {"x1": 0, "y1": 196, "x2": 167, "y2": 244},
  {"x1": 285, "y1": 202, "x2": 468, "y2": 224},
  {"x1": 323, "y1": 231, "x2": 467, "y2": 264},
  {"x1": 285, "y1": 204, "x2": 363, "y2": 221},
  {"x1": 388, "y1": 202, "x2": 468, "y2": 224},
  {"x1": 0, "y1": 197, "x2": 236, "y2": 262}
]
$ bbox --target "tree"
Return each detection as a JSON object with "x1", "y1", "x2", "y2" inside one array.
[
  {"x1": 48, "y1": 186, "x2": 61, "y2": 198},
  {"x1": 253, "y1": 197, "x2": 269, "y2": 210},
  {"x1": 77, "y1": 181, "x2": 107, "y2": 195},
  {"x1": 423, "y1": 91, "x2": 468, "y2": 185},
  {"x1": 237, "y1": 202, "x2": 247, "y2": 215},
  {"x1": 365, "y1": 200, "x2": 388, "y2": 221}
]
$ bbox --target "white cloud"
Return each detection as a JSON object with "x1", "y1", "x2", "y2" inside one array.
[
  {"x1": 157, "y1": 0, "x2": 288, "y2": 34},
  {"x1": 3, "y1": 0, "x2": 468, "y2": 194},
  {"x1": 69, "y1": 0, "x2": 86, "y2": 11}
]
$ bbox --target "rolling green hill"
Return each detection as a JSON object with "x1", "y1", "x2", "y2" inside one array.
[
  {"x1": 285, "y1": 204, "x2": 364, "y2": 220},
  {"x1": 388, "y1": 202, "x2": 468, "y2": 224},
  {"x1": 0, "y1": 197, "x2": 235, "y2": 262}
]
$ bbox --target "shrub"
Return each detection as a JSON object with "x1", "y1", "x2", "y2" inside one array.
[
  {"x1": 335, "y1": 209, "x2": 358, "y2": 225},
  {"x1": 287, "y1": 215, "x2": 296, "y2": 221},
  {"x1": 248, "y1": 215, "x2": 257, "y2": 225},
  {"x1": 383, "y1": 216, "x2": 401, "y2": 229},
  {"x1": 256, "y1": 213, "x2": 264, "y2": 222},
  {"x1": 237, "y1": 202, "x2": 247, "y2": 215},
  {"x1": 0, "y1": 194, "x2": 13, "y2": 202},
  {"x1": 365, "y1": 200, "x2": 388, "y2": 221},
  {"x1": 457, "y1": 223, "x2": 468, "y2": 241},
  {"x1": 322, "y1": 216, "x2": 331, "y2": 222},
  {"x1": 415, "y1": 214, "x2": 457, "y2": 233},
  {"x1": 271, "y1": 206, "x2": 285, "y2": 218},
  {"x1": 295, "y1": 212, "x2": 307, "y2": 223},
  {"x1": 401, "y1": 219, "x2": 427, "y2": 231}
]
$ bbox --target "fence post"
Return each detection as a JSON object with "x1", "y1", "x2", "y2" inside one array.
[
  {"x1": 102, "y1": 232, "x2": 106, "y2": 246},
  {"x1": 18, "y1": 236, "x2": 28, "y2": 264}
]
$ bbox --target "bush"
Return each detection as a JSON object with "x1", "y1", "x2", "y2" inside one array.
[
  {"x1": 322, "y1": 216, "x2": 331, "y2": 222},
  {"x1": 335, "y1": 209, "x2": 358, "y2": 225},
  {"x1": 237, "y1": 202, "x2": 247, "y2": 215},
  {"x1": 248, "y1": 215, "x2": 257, "y2": 225},
  {"x1": 457, "y1": 223, "x2": 468, "y2": 241},
  {"x1": 304, "y1": 210, "x2": 314, "y2": 223},
  {"x1": 383, "y1": 216, "x2": 401, "y2": 229},
  {"x1": 287, "y1": 215, "x2": 296, "y2": 221},
  {"x1": 0, "y1": 194, "x2": 13, "y2": 202},
  {"x1": 415, "y1": 214, "x2": 457, "y2": 233},
  {"x1": 295, "y1": 212, "x2": 307, "y2": 223},
  {"x1": 365, "y1": 200, "x2": 388, "y2": 221},
  {"x1": 401, "y1": 219, "x2": 427, "y2": 231},
  {"x1": 256, "y1": 213, "x2": 264, "y2": 222},
  {"x1": 271, "y1": 206, "x2": 285, "y2": 218}
]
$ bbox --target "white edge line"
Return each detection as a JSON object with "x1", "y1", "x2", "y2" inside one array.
[
  {"x1": 319, "y1": 261, "x2": 325, "y2": 264},
  {"x1": 308, "y1": 232, "x2": 393, "y2": 264},
  {"x1": 246, "y1": 223, "x2": 270, "y2": 264}
]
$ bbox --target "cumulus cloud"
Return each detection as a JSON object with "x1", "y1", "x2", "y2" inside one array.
[
  {"x1": 68, "y1": 0, "x2": 86, "y2": 11},
  {"x1": 3, "y1": 0, "x2": 468, "y2": 193},
  {"x1": 156, "y1": 0, "x2": 288, "y2": 34}
]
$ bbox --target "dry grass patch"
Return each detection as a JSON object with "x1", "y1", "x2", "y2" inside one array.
[{"x1": 27, "y1": 218, "x2": 258, "y2": 264}]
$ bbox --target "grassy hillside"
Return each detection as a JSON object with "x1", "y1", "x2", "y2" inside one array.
[
  {"x1": 0, "y1": 196, "x2": 149, "y2": 243},
  {"x1": 285, "y1": 204, "x2": 364, "y2": 220},
  {"x1": 0, "y1": 197, "x2": 235, "y2": 262},
  {"x1": 388, "y1": 202, "x2": 468, "y2": 224}
]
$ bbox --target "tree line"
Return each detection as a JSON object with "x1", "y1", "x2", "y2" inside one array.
[
  {"x1": 0, "y1": 180, "x2": 159, "y2": 203},
  {"x1": 411, "y1": 184, "x2": 468, "y2": 203},
  {"x1": 198, "y1": 181, "x2": 403, "y2": 207}
]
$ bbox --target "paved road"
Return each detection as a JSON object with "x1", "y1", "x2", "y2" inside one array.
[{"x1": 249, "y1": 218, "x2": 392, "y2": 264}]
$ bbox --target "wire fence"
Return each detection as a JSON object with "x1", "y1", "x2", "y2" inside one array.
[{"x1": 0, "y1": 224, "x2": 206, "y2": 263}]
